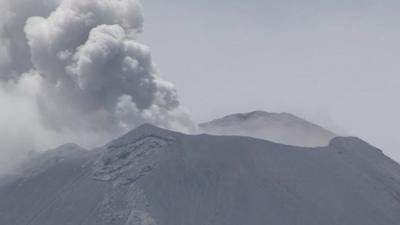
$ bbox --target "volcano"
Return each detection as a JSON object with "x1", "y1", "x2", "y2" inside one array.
[{"x1": 1, "y1": 124, "x2": 400, "y2": 225}]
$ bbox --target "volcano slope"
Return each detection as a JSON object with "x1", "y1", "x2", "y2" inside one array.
[{"x1": 1, "y1": 124, "x2": 400, "y2": 225}]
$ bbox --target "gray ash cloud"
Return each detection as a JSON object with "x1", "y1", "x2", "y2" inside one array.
[{"x1": 0, "y1": 0, "x2": 194, "y2": 174}]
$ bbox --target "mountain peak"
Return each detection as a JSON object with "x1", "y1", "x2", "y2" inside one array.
[
  {"x1": 200, "y1": 110, "x2": 336, "y2": 147},
  {"x1": 208, "y1": 111, "x2": 299, "y2": 124},
  {"x1": 108, "y1": 123, "x2": 175, "y2": 148},
  {"x1": 94, "y1": 124, "x2": 177, "y2": 184},
  {"x1": 136, "y1": 123, "x2": 162, "y2": 131}
]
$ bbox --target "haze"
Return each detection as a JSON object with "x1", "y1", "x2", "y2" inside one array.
[{"x1": 142, "y1": 0, "x2": 400, "y2": 162}]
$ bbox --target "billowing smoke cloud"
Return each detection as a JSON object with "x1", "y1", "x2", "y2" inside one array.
[{"x1": 0, "y1": 0, "x2": 194, "y2": 175}]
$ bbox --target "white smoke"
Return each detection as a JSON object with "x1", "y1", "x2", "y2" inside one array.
[{"x1": 0, "y1": 0, "x2": 194, "y2": 175}]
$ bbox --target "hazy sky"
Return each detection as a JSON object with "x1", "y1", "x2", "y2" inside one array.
[{"x1": 141, "y1": 0, "x2": 400, "y2": 161}]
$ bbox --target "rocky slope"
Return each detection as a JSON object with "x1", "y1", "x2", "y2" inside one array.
[{"x1": 1, "y1": 124, "x2": 400, "y2": 225}]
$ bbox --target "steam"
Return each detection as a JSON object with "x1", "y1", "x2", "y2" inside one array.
[{"x1": 0, "y1": 0, "x2": 194, "y2": 174}]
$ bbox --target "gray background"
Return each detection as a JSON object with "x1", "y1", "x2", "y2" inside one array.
[{"x1": 141, "y1": 0, "x2": 400, "y2": 162}]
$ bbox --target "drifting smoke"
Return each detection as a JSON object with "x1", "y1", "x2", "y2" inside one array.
[{"x1": 0, "y1": 0, "x2": 194, "y2": 174}]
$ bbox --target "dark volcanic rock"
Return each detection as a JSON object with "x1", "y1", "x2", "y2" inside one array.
[{"x1": 1, "y1": 124, "x2": 400, "y2": 225}]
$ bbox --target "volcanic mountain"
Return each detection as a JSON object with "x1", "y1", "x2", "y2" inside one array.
[
  {"x1": 200, "y1": 111, "x2": 336, "y2": 147},
  {"x1": 1, "y1": 124, "x2": 400, "y2": 225}
]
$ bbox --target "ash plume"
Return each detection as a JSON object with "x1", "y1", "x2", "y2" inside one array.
[{"x1": 0, "y1": 0, "x2": 194, "y2": 175}]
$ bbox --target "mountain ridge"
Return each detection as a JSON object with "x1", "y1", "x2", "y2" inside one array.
[
  {"x1": 1, "y1": 124, "x2": 400, "y2": 225},
  {"x1": 200, "y1": 111, "x2": 336, "y2": 147}
]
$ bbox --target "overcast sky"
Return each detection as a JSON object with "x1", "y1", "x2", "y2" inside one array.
[{"x1": 140, "y1": 0, "x2": 400, "y2": 161}]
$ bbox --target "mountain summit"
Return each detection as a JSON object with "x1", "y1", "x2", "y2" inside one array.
[
  {"x1": 1, "y1": 124, "x2": 400, "y2": 225},
  {"x1": 200, "y1": 111, "x2": 336, "y2": 147}
]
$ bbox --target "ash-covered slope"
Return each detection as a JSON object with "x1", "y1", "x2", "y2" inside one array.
[
  {"x1": 1, "y1": 124, "x2": 400, "y2": 225},
  {"x1": 200, "y1": 111, "x2": 336, "y2": 147}
]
